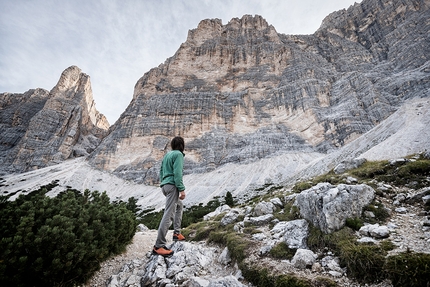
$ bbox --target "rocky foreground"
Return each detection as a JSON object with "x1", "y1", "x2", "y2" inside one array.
[{"x1": 84, "y1": 159, "x2": 430, "y2": 287}]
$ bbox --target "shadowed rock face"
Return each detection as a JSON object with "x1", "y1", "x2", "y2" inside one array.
[
  {"x1": 89, "y1": 0, "x2": 430, "y2": 184},
  {"x1": 0, "y1": 66, "x2": 109, "y2": 174}
]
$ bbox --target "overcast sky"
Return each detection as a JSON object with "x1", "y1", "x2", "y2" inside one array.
[{"x1": 0, "y1": 0, "x2": 361, "y2": 124}]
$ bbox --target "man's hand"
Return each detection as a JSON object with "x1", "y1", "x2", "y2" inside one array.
[{"x1": 179, "y1": 191, "x2": 186, "y2": 200}]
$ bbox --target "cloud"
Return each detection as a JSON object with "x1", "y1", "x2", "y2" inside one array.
[{"x1": 0, "y1": 0, "x2": 360, "y2": 124}]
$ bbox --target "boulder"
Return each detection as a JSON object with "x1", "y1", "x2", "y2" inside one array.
[
  {"x1": 253, "y1": 201, "x2": 275, "y2": 216},
  {"x1": 271, "y1": 219, "x2": 309, "y2": 249},
  {"x1": 220, "y1": 209, "x2": 241, "y2": 226},
  {"x1": 245, "y1": 214, "x2": 274, "y2": 226},
  {"x1": 295, "y1": 183, "x2": 375, "y2": 233},
  {"x1": 270, "y1": 197, "x2": 284, "y2": 208},
  {"x1": 203, "y1": 205, "x2": 231, "y2": 221},
  {"x1": 217, "y1": 247, "x2": 231, "y2": 265},
  {"x1": 359, "y1": 224, "x2": 390, "y2": 239},
  {"x1": 291, "y1": 249, "x2": 317, "y2": 269}
]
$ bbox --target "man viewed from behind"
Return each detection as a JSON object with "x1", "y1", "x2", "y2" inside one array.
[{"x1": 152, "y1": 136, "x2": 186, "y2": 257}]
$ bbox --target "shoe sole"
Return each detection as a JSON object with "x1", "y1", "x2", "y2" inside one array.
[
  {"x1": 152, "y1": 250, "x2": 174, "y2": 257},
  {"x1": 173, "y1": 238, "x2": 185, "y2": 241}
]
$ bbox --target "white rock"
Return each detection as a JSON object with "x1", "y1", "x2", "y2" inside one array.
[
  {"x1": 395, "y1": 207, "x2": 408, "y2": 213},
  {"x1": 295, "y1": 183, "x2": 375, "y2": 233},
  {"x1": 357, "y1": 237, "x2": 378, "y2": 244},
  {"x1": 291, "y1": 249, "x2": 317, "y2": 269},
  {"x1": 370, "y1": 225, "x2": 390, "y2": 238},
  {"x1": 204, "y1": 204, "x2": 231, "y2": 221},
  {"x1": 253, "y1": 201, "x2": 275, "y2": 216},
  {"x1": 252, "y1": 233, "x2": 267, "y2": 241},
  {"x1": 220, "y1": 209, "x2": 240, "y2": 226},
  {"x1": 270, "y1": 197, "x2": 283, "y2": 207},
  {"x1": 329, "y1": 271, "x2": 343, "y2": 277},
  {"x1": 245, "y1": 214, "x2": 274, "y2": 226},
  {"x1": 218, "y1": 247, "x2": 231, "y2": 265},
  {"x1": 359, "y1": 224, "x2": 389, "y2": 238}
]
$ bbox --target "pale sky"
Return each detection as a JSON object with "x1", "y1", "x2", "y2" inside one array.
[{"x1": 0, "y1": 0, "x2": 361, "y2": 124}]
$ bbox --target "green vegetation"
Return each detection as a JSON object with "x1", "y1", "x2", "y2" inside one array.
[
  {"x1": 306, "y1": 224, "x2": 429, "y2": 286},
  {"x1": 0, "y1": 184, "x2": 137, "y2": 287},
  {"x1": 225, "y1": 191, "x2": 235, "y2": 207},
  {"x1": 345, "y1": 217, "x2": 364, "y2": 231},
  {"x1": 272, "y1": 203, "x2": 301, "y2": 223},
  {"x1": 362, "y1": 201, "x2": 390, "y2": 224},
  {"x1": 269, "y1": 242, "x2": 296, "y2": 260},
  {"x1": 350, "y1": 157, "x2": 430, "y2": 189},
  {"x1": 385, "y1": 251, "x2": 430, "y2": 287},
  {"x1": 292, "y1": 155, "x2": 430, "y2": 192}
]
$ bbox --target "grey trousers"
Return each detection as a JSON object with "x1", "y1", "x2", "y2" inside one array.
[{"x1": 155, "y1": 184, "x2": 183, "y2": 248}]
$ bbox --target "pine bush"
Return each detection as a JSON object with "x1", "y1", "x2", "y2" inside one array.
[{"x1": 0, "y1": 188, "x2": 137, "y2": 287}]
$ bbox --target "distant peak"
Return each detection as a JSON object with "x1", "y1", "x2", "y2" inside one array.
[
  {"x1": 51, "y1": 65, "x2": 86, "y2": 93},
  {"x1": 227, "y1": 14, "x2": 270, "y2": 30}
]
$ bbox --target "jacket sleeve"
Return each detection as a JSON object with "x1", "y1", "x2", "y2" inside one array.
[
  {"x1": 173, "y1": 152, "x2": 185, "y2": 191},
  {"x1": 159, "y1": 162, "x2": 164, "y2": 184}
]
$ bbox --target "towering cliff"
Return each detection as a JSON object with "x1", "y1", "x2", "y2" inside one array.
[
  {"x1": 89, "y1": 0, "x2": 430, "y2": 184},
  {"x1": 0, "y1": 66, "x2": 109, "y2": 174}
]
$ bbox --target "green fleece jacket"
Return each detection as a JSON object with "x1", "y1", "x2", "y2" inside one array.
[{"x1": 159, "y1": 150, "x2": 185, "y2": 191}]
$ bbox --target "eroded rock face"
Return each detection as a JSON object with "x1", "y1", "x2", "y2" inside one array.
[
  {"x1": 0, "y1": 88, "x2": 50, "y2": 154},
  {"x1": 89, "y1": 0, "x2": 430, "y2": 184},
  {"x1": 0, "y1": 66, "x2": 109, "y2": 174}
]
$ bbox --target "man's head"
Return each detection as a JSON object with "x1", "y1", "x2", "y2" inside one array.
[{"x1": 171, "y1": 136, "x2": 185, "y2": 153}]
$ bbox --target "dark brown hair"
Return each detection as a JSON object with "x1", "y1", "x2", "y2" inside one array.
[{"x1": 171, "y1": 136, "x2": 185, "y2": 153}]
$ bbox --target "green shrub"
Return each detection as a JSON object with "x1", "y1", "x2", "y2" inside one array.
[
  {"x1": 350, "y1": 160, "x2": 389, "y2": 179},
  {"x1": 380, "y1": 240, "x2": 396, "y2": 252},
  {"x1": 363, "y1": 201, "x2": 390, "y2": 224},
  {"x1": 345, "y1": 217, "x2": 364, "y2": 230},
  {"x1": 292, "y1": 181, "x2": 313, "y2": 193},
  {"x1": 269, "y1": 242, "x2": 296, "y2": 260},
  {"x1": 225, "y1": 191, "x2": 235, "y2": 207},
  {"x1": 384, "y1": 251, "x2": 430, "y2": 287},
  {"x1": 307, "y1": 225, "x2": 355, "y2": 253},
  {"x1": 0, "y1": 188, "x2": 137, "y2": 287}
]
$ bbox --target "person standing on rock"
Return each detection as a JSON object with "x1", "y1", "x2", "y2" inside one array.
[{"x1": 153, "y1": 136, "x2": 186, "y2": 257}]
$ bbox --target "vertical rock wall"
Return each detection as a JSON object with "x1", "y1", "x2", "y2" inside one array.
[{"x1": 89, "y1": 0, "x2": 430, "y2": 184}]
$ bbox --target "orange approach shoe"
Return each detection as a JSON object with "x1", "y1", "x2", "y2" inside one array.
[
  {"x1": 173, "y1": 233, "x2": 186, "y2": 241},
  {"x1": 152, "y1": 246, "x2": 174, "y2": 257}
]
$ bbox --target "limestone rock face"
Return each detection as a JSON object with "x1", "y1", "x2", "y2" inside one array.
[
  {"x1": 0, "y1": 88, "x2": 50, "y2": 154},
  {"x1": 89, "y1": 0, "x2": 430, "y2": 184},
  {"x1": 294, "y1": 183, "x2": 375, "y2": 233},
  {"x1": 0, "y1": 66, "x2": 109, "y2": 174}
]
